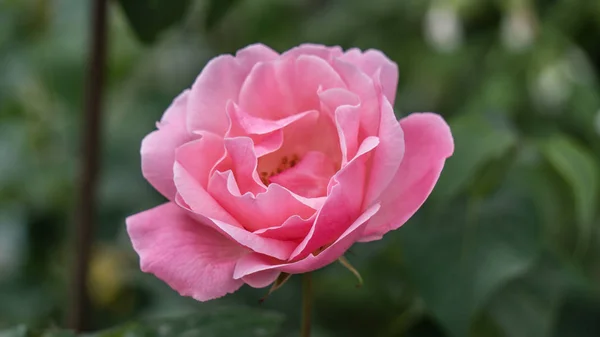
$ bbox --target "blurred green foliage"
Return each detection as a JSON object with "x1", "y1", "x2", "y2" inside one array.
[
  {"x1": 0, "y1": 308, "x2": 284, "y2": 337},
  {"x1": 1, "y1": 0, "x2": 600, "y2": 336}
]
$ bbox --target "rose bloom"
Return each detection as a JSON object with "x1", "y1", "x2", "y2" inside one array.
[{"x1": 126, "y1": 44, "x2": 454, "y2": 301}]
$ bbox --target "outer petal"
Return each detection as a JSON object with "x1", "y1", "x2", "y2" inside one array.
[
  {"x1": 237, "y1": 60, "x2": 293, "y2": 119},
  {"x1": 318, "y1": 87, "x2": 361, "y2": 115},
  {"x1": 235, "y1": 43, "x2": 280, "y2": 70},
  {"x1": 242, "y1": 270, "x2": 281, "y2": 289},
  {"x1": 281, "y1": 43, "x2": 344, "y2": 63},
  {"x1": 126, "y1": 202, "x2": 246, "y2": 301},
  {"x1": 187, "y1": 44, "x2": 279, "y2": 135},
  {"x1": 362, "y1": 96, "x2": 405, "y2": 208},
  {"x1": 359, "y1": 113, "x2": 454, "y2": 241},
  {"x1": 340, "y1": 48, "x2": 399, "y2": 105},
  {"x1": 141, "y1": 91, "x2": 192, "y2": 200},
  {"x1": 239, "y1": 55, "x2": 346, "y2": 119},
  {"x1": 234, "y1": 203, "x2": 380, "y2": 278}
]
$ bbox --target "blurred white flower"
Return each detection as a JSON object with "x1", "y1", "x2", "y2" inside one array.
[
  {"x1": 565, "y1": 48, "x2": 596, "y2": 86},
  {"x1": 530, "y1": 47, "x2": 595, "y2": 111},
  {"x1": 536, "y1": 61, "x2": 571, "y2": 108},
  {"x1": 501, "y1": 8, "x2": 536, "y2": 52},
  {"x1": 425, "y1": 2, "x2": 463, "y2": 53}
]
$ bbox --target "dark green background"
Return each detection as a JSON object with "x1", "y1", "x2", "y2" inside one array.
[{"x1": 1, "y1": 0, "x2": 600, "y2": 336}]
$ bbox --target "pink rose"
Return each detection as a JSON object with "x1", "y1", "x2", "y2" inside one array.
[{"x1": 126, "y1": 44, "x2": 454, "y2": 301}]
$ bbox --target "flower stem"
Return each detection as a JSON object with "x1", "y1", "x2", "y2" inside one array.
[{"x1": 301, "y1": 273, "x2": 313, "y2": 337}]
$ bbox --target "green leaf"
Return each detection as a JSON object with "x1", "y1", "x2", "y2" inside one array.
[
  {"x1": 0, "y1": 327, "x2": 76, "y2": 337},
  {"x1": 0, "y1": 307, "x2": 283, "y2": 337},
  {"x1": 87, "y1": 307, "x2": 284, "y2": 337},
  {"x1": 486, "y1": 256, "x2": 584, "y2": 337},
  {"x1": 433, "y1": 112, "x2": 517, "y2": 200},
  {"x1": 0, "y1": 326, "x2": 28, "y2": 337},
  {"x1": 553, "y1": 293, "x2": 600, "y2": 337},
  {"x1": 204, "y1": 0, "x2": 242, "y2": 30},
  {"x1": 539, "y1": 134, "x2": 599, "y2": 255},
  {"x1": 400, "y1": 167, "x2": 541, "y2": 337},
  {"x1": 116, "y1": 0, "x2": 192, "y2": 44},
  {"x1": 40, "y1": 330, "x2": 76, "y2": 337},
  {"x1": 525, "y1": 164, "x2": 570, "y2": 243}
]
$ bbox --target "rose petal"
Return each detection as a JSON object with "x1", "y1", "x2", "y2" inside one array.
[
  {"x1": 269, "y1": 151, "x2": 337, "y2": 198},
  {"x1": 256, "y1": 108, "x2": 341, "y2": 176},
  {"x1": 281, "y1": 43, "x2": 344, "y2": 63},
  {"x1": 289, "y1": 136, "x2": 380, "y2": 260},
  {"x1": 233, "y1": 203, "x2": 380, "y2": 278},
  {"x1": 173, "y1": 162, "x2": 242, "y2": 226},
  {"x1": 292, "y1": 55, "x2": 347, "y2": 112},
  {"x1": 238, "y1": 60, "x2": 292, "y2": 119},
  {"x1": 187, "y1": 56, "x2": 247, "y2": 135},
  {"x1": 239, "y1": 55, "x2": 346, "y2": 119},
  {"x1": 126, "y1": 202, "x2": 246, "y2": 301},
  {"x1": 225, "y1": 102, "x2": 320, "y2": 158},
  {"x1": 317, "y1": 88, "x2": 361, "y2": 166},
  {"x1": 187, "y1": 44, "x2": 279, "y2": 135},
  {"x1": 175, "y1": 159, "x2": 299, "y2": 260},
  {"x1": 318, "y1": 87, "x2": 361, "y2": 115},
  {"x1": 209, "y1": 171, "x2": 316, "y2": 232},
  {"x1": 242, "y1": 270, "x2": 281, "y2": 288},
  {"x1": 363, "y1": 96, "x2": 405, "y2": 207},
  {"x1": 235, "y1": 43, "x2": 279, "y2": 70},
  {"x1": 334, "y1": 105, "x2": 360, "y2": 166},
  {"x1": 359, "y1": 113, "x2": 454, "y2": 241},
  {"x1": 175, "y1": 132, "x2": 225, "y2": 189},
  {"x1": 229, "y1": 103, "x2": 319, "y2": 135},
  {"x1": 175, "y1": 190, "x2": 298, "y2": 260},
  {"x1": 225, "y1": 102, "x2": 284, "y2": 157},
  {"x1": 331, "y1": 58, "x2": 380, "y2": 140},
  {"x1": 340, "y1": 48, "x2": 399, "y2": 105},
  {"x1": 141, "y1": 91, "x2": 192, "y2": 200},
  {"x1": 254, "y1": 213, "x2": 315, "y2": 241},
  {"x1": 215, "y1": 137, "x2": 265, "y2": 195}
]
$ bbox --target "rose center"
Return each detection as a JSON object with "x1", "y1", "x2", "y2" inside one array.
[
  {"x1": 257, "y1": 151, "x2": 337, "y2": 198},
  {"x1": 259, "y1": 154, "x2": 301, "y2": 186}
]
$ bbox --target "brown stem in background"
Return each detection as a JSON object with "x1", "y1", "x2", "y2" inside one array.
[{"x1": 68, "y1": 0, "x2": 108, "y2": 331}]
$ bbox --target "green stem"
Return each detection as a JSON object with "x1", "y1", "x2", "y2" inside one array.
[{"x1": 301, "y1": 273, "x2": 312, "y2": 337}]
